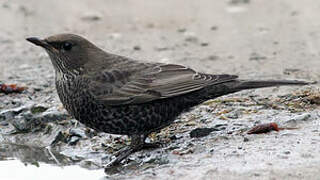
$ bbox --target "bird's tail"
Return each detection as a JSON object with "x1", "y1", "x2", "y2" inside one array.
[
  {"x1": 230, "y1": 79, "x2": 315, "y2": 91},
  {"x1": 206, "y1": 79, "x2": 315, "y2": 99}
]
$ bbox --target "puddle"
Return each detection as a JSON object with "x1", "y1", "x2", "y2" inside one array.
[
  {"x1": 0, "y1": 143, "x2": 106, "y2": 180},
  {"x1": 0, "y1": 160, "x2": 106, "y2": 180}
]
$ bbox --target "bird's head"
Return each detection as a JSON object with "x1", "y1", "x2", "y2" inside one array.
[{"x1": 26, "y1": 34, "x2": 101, "y2": 74}]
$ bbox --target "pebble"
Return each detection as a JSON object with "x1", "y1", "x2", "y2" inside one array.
[
  {"x1": 229, "y1": 0, "x2": 250, "y2": 5},
  {"x1": 133, "y1": 45, "x2": 141, "y2": 51},
  {"x1": 208, "y1": 55, "x2": 219, "y2": 61},
  {"x1": 249, "y1": 52, "x2": 267, "y2": 61},
  {"x1": 210, "y1": 26, "x2": 218, "y2": 31},
  {"x1": 285, "y1": 113, "x2": 311, "y2": 125},
  {"x1": 177, "y1": 28, "x2": 187, "y2": 33},
  {"x1": 190, "y1": 127, "x2": 220, "y2": 138},
  {"x1": 69, "y1": 128, "x2": 87, "y2": 138},
  {"x1": 200, "y1": 42, "x2": 209, "y2": 47},
  {"x1": 184, "y1": 32, "x2": 198, "y2": 43},
  {"x1": 68, "y1": 136, "x2": 80, "y2": 145},
  {"x1": 30, "y1": 105, "x2": 48, "y2": 114},
  {"x1": 81, "y1": 12, "x2": 102, "y2": 21},
  {"x1": 283, "y1": 151, "x2": 291, "y2": 155},
  {"x1": 0, "y1": 105, "x2": 30, "y2": 121}
]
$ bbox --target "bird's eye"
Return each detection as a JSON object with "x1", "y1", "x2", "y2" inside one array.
[{"x1": 62, "y1": 42, "x2": 72, "y2": 51}]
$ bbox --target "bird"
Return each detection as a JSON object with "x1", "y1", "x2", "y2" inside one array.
[{"x1": 26, "y1": 34, "x2": 313, "y2": 169}]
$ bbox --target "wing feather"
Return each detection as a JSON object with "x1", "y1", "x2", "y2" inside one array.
[{"x1": 89, "y1": 64, "x2": 238, "y2": 106}]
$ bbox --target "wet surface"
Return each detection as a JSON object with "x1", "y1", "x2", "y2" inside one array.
[
  {"x1": 1, "y1": 0, "x2": 320, "y2": 179},
  {"x1": 0, "y1": 160, "x2": 106, "y2": 180}
]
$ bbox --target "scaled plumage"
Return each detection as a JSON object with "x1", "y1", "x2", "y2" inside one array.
[{"x1": 26, "y1": 34, "x2": 313, "y2": 169}]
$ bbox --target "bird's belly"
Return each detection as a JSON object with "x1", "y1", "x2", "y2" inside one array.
[
  {"x1": 56, "y1": 80, "x2": 193, "y2": 136},
  {"x1": 63, "y1": 92, "x2": 183, "y2": 135},
  {"x1": 75, "y1": 100, "x2": 181, "y2": 135}
]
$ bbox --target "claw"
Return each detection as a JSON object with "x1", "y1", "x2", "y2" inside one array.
[{"x1": 104, "y1": 134, "x2": 163, "y2": 173}]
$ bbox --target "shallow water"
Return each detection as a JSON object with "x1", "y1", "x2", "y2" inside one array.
[
  {"x1": 0, "y1": 143, "x2": 106, "y2": 180},
  {"x1": 0, "y1": 160, "x2": 106, "y2": 180}
]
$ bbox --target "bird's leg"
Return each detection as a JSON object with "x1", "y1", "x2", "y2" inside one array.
[
  {"x1": 141, "y1": 141, "x2": 162, "y2": 149},
  {"x1": 106, "y1": 146, "x2": 135, "y2": 167},
  {"x1": 105, "y1": 134, "x2": 163, "y2": 172},
  {"x1": 142, "y1": 142, "x2": 162, "y2": 149},
  {"x1": 105, "y1": 134, "x2": 147, "y2": 169},
  {"x1": 130, "y1": 134, "x2": 163, "y2": 151}
]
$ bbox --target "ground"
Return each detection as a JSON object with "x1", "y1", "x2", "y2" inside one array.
[{"x1": 0, "y1": 0, "x2": 320, "y2": 180}]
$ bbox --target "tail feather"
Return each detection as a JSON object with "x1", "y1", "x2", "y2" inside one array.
[
  {"x1": 187, "y1": 79, "x2": 315, "y2": 106},
  {"x1": 232, "y1": 79, "x2": 315, "y2": 91},
  {"x1": 206, "y1": 79, "x2": 316, "y2": 98}
]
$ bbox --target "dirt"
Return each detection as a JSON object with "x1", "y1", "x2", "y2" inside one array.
[{"x1": 1, "y1": 0, "x2": 320, "y2": 180}]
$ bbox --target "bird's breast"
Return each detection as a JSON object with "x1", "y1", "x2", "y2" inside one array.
[{"x1": 55, "y1": 75, "x2": 93, "y2": 118}]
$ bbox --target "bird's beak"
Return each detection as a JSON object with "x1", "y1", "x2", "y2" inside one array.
[{"x1": 26, "y1": 37, "x2": 54, "y2": 51}]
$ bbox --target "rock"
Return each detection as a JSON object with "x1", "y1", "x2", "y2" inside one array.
[
  {"x1": 208, "y1": 55, "x2": 219, "y2": 61},
  {"x1": 5, "y1": 106, "x2": 68, "y2": 134},
  {"x1": 213, "y1": 124, "x2": 228, "y2": 129},
  {"x1": 291, "y1": 11, "x2": 299, "y2": 16},
  {"x1": 283, "y1": 151, "x2": 291, "y2": 155},
  {"x1": 229, "y1": 0, "x2": 250, "y2": 5},
  {"x1": 0, "y1": 105, "x2": 30, "y2": 121},
  {"x1": 285, "y1": 113, "x2": 311, "y2": 125},
  {"x1": 81, "y1": 12, "x2": 102, "y2": 21},
  {"x1": 11, "y1": 116, "x2": 33, "y2": 133},
  {"x1": 69, "y1": 128, "x2": 87, "y2": 138},
  {"x1": 210, "y1": 26, "x2": 218, "y2": 31},
  {"x1": 228, "y1": 55, "x2": 234, "y2": 59},
  {"x1": 0, "y1": 121, "x2": 9, "y2": 126},
  {"x1": 79, "y1": 160, "x2": 101, "y2": 170},
  {"x1": 154, "y1": 46, "x2": 172, "y2": 51},
  {"x1": 225, "y1": 110, "x2": 240, "y2": 119},
  {"x1": 133, "y1": 45, "x2": 141, "y2": 51},
  {"x1": 190, "y1": 127, "x2": 220, "y2": 138},
  {"x1": 243, "y1": 137, "x2": 249, "y2": 142},
  {"x1": 68, "y1": 136, "x2": 80, "y2": 145},
  {"x1": 30, "y1": 105, "x2": 48, "y2": 114},
  {"x1": 50, "y1": 129, "x2": 67, "y2": 145},
  {"x1": 177, "y1": 28, "x2": 187, "y2": 33},
  {"x1": 249, "y1": 52, "x2": 267, "y2": 61},
  {"x1": 40, "y1": 107, "x2": 69, "y2": 122},
  {"x1": 200, "y1": 42, "x2": 209, "y2": 47},
  {"x1": 184, "y1": 32, "x2": 198, "y2": 43}
]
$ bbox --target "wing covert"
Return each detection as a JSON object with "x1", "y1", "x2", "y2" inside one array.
[{"x1": 89, "y1": 64, "x2": 238, "y2": 106}]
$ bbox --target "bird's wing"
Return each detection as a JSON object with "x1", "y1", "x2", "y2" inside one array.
[{"x1": 89, "y1": 64, "x2": 238, "y2": 106}]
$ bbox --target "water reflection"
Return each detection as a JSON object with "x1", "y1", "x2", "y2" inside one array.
[
  {"x1": 0, "y1": 143, "x2": 74, "y2": 165},
  {"x1": 0, "y1": 144, "x2": 107, "y2": 180},
  {"x1": 0, "y1": 160, "x2": 106, "y2": 180}
]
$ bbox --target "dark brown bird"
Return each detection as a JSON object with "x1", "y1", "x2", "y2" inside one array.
[{"x1": 26, "y1": 34, "x2": 313, "y2": 168}]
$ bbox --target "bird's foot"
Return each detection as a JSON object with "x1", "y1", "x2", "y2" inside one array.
[
  {"x1": 104, "y1": 139, "x2": 162, "y2": 173},
  {"x1": 104, "y1": 146, "x2": 135, "y2": 174},
  {"x1": 105, "y1": 142, "x2": 161, "y2": 168},
  {"x1": 141, "y1": 142, "x2": 162, "y2": 149}
]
